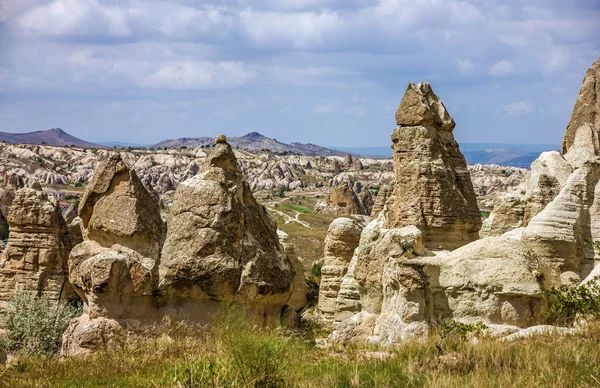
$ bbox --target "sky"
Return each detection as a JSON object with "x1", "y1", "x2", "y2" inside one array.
[{"x1": 1, "y1": 0, "x2": 599, "y2": 147}]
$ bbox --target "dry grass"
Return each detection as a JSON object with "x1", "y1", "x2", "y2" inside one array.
[{"x1": 3, "y1": 313, "x2": 600, "y2": 387}]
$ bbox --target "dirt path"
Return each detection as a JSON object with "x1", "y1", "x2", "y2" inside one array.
[{"x1": 271, "y1": 209, "x2": 311, "y2": 228}]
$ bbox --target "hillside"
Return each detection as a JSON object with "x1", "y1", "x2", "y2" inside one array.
[
  {"x1": 153, "y1": 132, "x2": 347, "y2": 157},
  {"x1": 0, "y1": 128, "x2": 103, "y2": 148}
]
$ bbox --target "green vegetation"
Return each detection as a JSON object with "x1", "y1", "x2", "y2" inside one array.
[
  {"x1": 1, "y1": 293, "x2": 82, "y2": 356},
  {"x1": 0, "y1": 214, "x2": 9, "y2": 241},
  {"x1": 544, "y1": 277, "x2": 600, "y2": 326},
  {"x1": 279, "y1": 203, "x2": 312, "y2": 214},
  {"x1": 480, "y1": 210, "x2": 490, "y2": 219},
  {"x1": 4, "y1": 308, "x2": 600, "y2": 387}
]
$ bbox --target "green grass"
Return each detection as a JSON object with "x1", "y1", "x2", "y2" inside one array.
[
  {"x1": 4, "y1": 315, "x2": 600, "y2": 387},
  {"x1": 279, "y1": 204, "x2": 313, "y2": 214},
  {"x1": 480, "y1": 211, "x2": 490, "y2": 219}
]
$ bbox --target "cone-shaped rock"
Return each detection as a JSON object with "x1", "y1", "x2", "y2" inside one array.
[
  {"x1": 387, "y1": 82, "x2": 481, "y2": 249},
  {"x1": 159, "y1": 135, "x2": 295, "y2": 324},
  {"x1": 562, "y1": 57, "x2": 600, "y2": 154}
]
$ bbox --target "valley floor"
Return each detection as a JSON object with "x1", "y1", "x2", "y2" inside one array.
[{"x1": 2, "y1": 316, "x2": 600, "y2": 387}]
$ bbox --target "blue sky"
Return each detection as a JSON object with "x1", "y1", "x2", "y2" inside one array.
[{"x1": 1, "y1": 0, "x2": 599, "y2": 147}]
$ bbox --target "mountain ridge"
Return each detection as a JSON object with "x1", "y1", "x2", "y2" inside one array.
[
  {"x1": 0, "y1": 128, "x2": 104, "y2": 149},
  {"x1": 152, "y1": 131, "x2": 349, "y2": 157}
]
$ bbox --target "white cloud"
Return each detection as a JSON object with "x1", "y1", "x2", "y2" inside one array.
[
  {"x1": 238, "y1": 9, "x2": 341, "y2": 48},
  {"x1": 504, "y1": 101, "x2": 534, "y2": 116},
  {"x1": 456, "y1": 58, "x2": 475, "y2": 74},
  {"x1": 142, "y1": 61, "x2": 255, "y2": 89},
  {"x1": 19, "y1": 0, "x2": 131, "y2": 37},
  {"x1": 490, "y1": 60, "x2": 514, "y2": 76}
]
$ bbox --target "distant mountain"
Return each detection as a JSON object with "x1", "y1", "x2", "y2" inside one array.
[
  {"x1": 337, "y1": 142, "x2": 559, "y2": 167},
  {"x1": 153, "y1": 132, "x2": 348, "y2": 157},
  {"x1": 97, "y1": 141, "x2": 151, "y2": 148},
  {"x1": 0, "y1": 128, "x2": 103, "y2": 148}
]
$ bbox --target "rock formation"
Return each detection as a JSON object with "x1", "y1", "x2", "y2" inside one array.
[
  {"x1": 315, "y1": 181, "x2": 370, "y2": 216},
  {"x1": 562, "y1": 57, "x2": 600, "y2": 154},
  {"x1": 318, "y1": 217, "x2": 366, "y2": 326},
  {"x1": 63, "y1": 137, "x2": 300, "y2": 355},
  {"x1": 158, "y1": 135, "x2": 295, "y2": 324},
  {"x1": 387, "y1": 82, "x2": 481, "y2": 250},
  {"x1": 482, "y1": 151, "x2": 572, "y2": 237},
  {"x1": 323, "y1": 78, "x2": 600, "y2": 345},
  {"x1": 0, "y1": 183, "x2": 76, "y2": 308}
]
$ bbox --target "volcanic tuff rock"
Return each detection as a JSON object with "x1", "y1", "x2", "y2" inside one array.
[
  {"x1": 63, "y1": 138, "x2": 300, "y2": 354},
  {"x1": 482, "y1": 151, "x2": 573, "y2": 237},
  {"x1": 314, "y1": 181, "x2": 370, "y2": 216},
  {"x1": 318, "y1": 217, "x2": 366, "y2": 326},
  {"x1": 562, "y1": 57, "x2": 600, "y2": 154},
  {"x1": 158, "y1": 136, "x2": 295, "y2": 325},
  {"x1": 323, "y1": 81, "x2": 569, "y2": 346},
  {"x1": 387, "y1": 82, "x2": 481, "y2": 250},
  {"x1": 0, "y1": 183, "x2": 77, "y2": 308}
]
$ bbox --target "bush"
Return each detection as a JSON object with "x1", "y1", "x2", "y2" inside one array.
[
  {"x1": 1, "y1": 293, "x2": 82, "y2": 356},
  {"x1": 438, "y1": 320, "x2": 487, "y2": 352},
  {"x1": 544, "y1": 277, "x2": 600, "y2": 326},
  {"x1": 0, "y1": 214, "x2": 9, "y2": 242}
]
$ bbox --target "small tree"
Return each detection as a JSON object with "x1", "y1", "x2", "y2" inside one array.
[{"x1": 1, "y1": 293, "x2": 82, "y2": 355}]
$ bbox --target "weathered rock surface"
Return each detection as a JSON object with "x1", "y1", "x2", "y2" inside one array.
[
  {"x1": 387, "y1": 82, "x2": 481, "y2": 250},
  {"x1": 0, "y1": 183, "x2": 76, "y2": 308},
  {"x1": 64, "y1": 139, "x2": 299, "y2": 355},
  {"x1": 482, "y1": 151, "x2": 572, "y2": 237},
  {"x1": 158, "y1": 137, "x2": 295, "y2": 325},
  {"x1": 315, "y1": 181, "x2": 369, "y2": 216},
  {"x1": 318, "y1": 217, "x2": 365, "y2": 326},
  {"x1": 562, "y1": 56, "x2": 600, "y2": 154}
]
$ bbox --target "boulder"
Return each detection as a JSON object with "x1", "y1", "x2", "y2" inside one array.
[{"x1": 387, "y1": 82, "x2": 481, "y2": 250}]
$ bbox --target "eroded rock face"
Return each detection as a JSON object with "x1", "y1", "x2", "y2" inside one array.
[
  {"x1": 318, "y1": 217, "x2": 366, "y2": 326},
  {"x1": 63, "y1": 139, "x2": 300, "y2": 355},
  {"x1": 78, "y1": 154, "x2": 165, "y2": 259},
  {"x1": 315, "y1": 181, "x2": 369, "y2": 216},
  {"x1": 482, "y1": 151, "x2": 572, "y2": 237},
  {"x1": 562, "y1": 57, "x2": 600, "y2": 154},
  {"x1": 387, "y1": 82, "x2": 481, "y2": 250},
  {"x1": 158, "y1": 137, "x2": 295, "y2": 325},
  {"x1": 0, "y1": 183, "x2": 76, "y2": 308}
]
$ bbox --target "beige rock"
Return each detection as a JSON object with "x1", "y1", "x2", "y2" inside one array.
[
  {"x1": 562, "y1": 56, "x2": 600, "y2": 154},
  {"x1": 318, "y1": 217, "x2": 365, "y2": 325},
  {"x1": 482, "y1": 151, "x2": 572, "y2": 237},
  {"x1": 438, "y1": 236, "x2": 545, "y2": 327},
  {"x1": 158, "y1": 136, "x2": 295, "y2": 325},
  {"x1": 522, "y1": 163, "x2": 600, "y2": 284},
  {"x1": 387, "y1": 82, "x2": 481, "y2": 250},
  {"x1": 370, "y1": 184, "x2": 392, "y2": 219},
  {"x1": 61, "y1": 315, "x2": 122, "y2": 356},
  {"x1": 315, "y1": 181, "x2": 368, "y2": 216},
  {"x1": 78, "y1": 154, "x2": 165, "y2": 259},
  {"x1": 0, "y1": 183, "x2": 76, "y2": 308},
  {"x1": 278, "y1": 230, "x2": 308, "y2": 312}
]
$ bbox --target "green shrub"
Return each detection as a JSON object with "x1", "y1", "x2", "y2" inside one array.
[
  {"x1": 0, "y1": 214, "x2": 9, "y2": 241},
  {"x1": 311, "y1": 262, "x2": 322, "y2": 279},
  {"x1": 1, "y1": 293, "x2": 82, "y2": 356},
  {"x1": 544, "y1": 277, "x2": 600, "y2": 326},
  {"x1": 438, "y1": 320, "x2": 488, "y2": 352}
]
